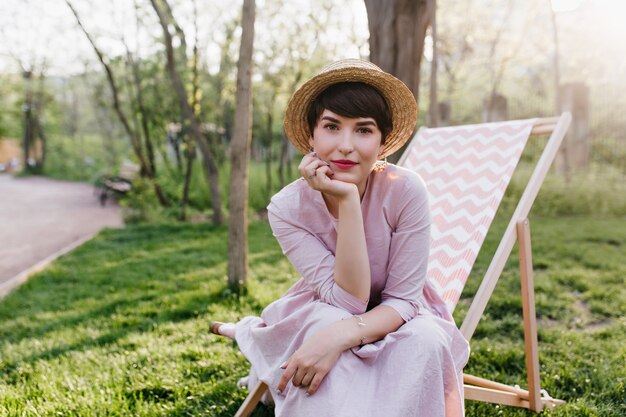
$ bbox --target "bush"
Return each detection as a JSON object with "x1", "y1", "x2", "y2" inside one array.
[
  {"x1": 43, "y1": 134, "x2": 127, "y2": 182},
  {"x1": 120, "y1": 159, "x2": 301, "y2": 224},
  {"x1": 502, "y1": 163, "x2": 626, "y2": 217}
]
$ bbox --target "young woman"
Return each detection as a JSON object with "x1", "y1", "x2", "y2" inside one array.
[{"x1": 212, "y1": 59, "x2": 469, "y2": 416}]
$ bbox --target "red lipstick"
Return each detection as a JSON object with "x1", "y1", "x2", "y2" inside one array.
[{"x1": 332, "y1": 159, "x2": 358, "y2": 170}]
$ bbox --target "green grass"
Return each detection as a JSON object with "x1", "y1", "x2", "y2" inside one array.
[
  {"x1": 1, "y1": 216, "x2": 625, "y2": 416},
  {"x1": 458, "y1": 217, "x2": 626, "y2": 416}
]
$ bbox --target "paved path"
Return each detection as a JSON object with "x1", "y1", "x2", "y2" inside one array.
[{"x1": 0, "y1": 174, "x2": 123, "y2": 296}]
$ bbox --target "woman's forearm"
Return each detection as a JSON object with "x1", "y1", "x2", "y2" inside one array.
[
  {"x1": 334, "y1": 193, "x2": 371, "y2": 302},
  {"x1": 354, "y1": 305, "x2": 404, "y2": 347},
  {"x1": 326, "y1": 305, "x2": 405, "y2": 351}
]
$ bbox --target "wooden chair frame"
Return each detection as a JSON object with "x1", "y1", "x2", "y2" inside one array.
[
  {"x1": 459, "y1": 114, "x2": 571, "y2": 411},
  {"x1": 233, "y1": 114, "x2": 572, "y2": 416}
]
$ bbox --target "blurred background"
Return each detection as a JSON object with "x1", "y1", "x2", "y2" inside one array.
[
  {"x1": 1, "y1": 3, "x2": 624, "y2": 415},
  {"x1": 0, "y1": 0, "x2": 624, "y2": 222}
]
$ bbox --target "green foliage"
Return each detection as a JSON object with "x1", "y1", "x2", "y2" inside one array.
[
  {"x1": 120, "y1": 159, "x2": 301, "y2": 224},
  {"x1": 593, "y1": 137, "x2": 626, "y2": 172},
  {"x1": 0, "y1": 217, "x2": 624, "y2": 416},
  {"x1": 501, "y1": 163, "x2": 626, "y2": 217},
  {"x1": 121, "y1": 176, "x2": 171, "y2": 224},
  {"x1": 121, "y1": 155, "x2": 624, "y2": 226},
  {"x1": 43, "y1": 134, "x2": 128, "y2": 183},
  {"x1": 0, "y1": 74, "x2": 24, "y2": 139}
]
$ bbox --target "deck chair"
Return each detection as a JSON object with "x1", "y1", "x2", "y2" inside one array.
[{"x1": 234, "y1": 113, "x2": 572, "y2": 416}]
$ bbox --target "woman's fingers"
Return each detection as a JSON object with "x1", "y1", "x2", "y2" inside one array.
[
  {"x1": 300, "y1": 162, "x2": 317, "y2": 180},
  {"x1": 276, "y1": 361, "x2": 296, "y2": 394},
  {"x1": 299, "y1": 153, "x2": 332, "y2": 182},
  {"x1": 307, "y1": 372, "x2": 326, "y2": 396},
  {"x1": 304, "y1": 163, "x2": 333, "y2": 189},
  {"x1": 292, "y1": 367, "x2": 307, "y2": 387},
  {"x1": 298, "y1": 153, "x2": 321, "y2": 177},
  {"x1": 315, "y1": 165, "x2": 333, "y2": 178},
  {"x1": 303, "y1": 160, "x2": 320, "y2": 178},
  {"x1": 277, "y1": 360, "x2": 318, "y2": 394},
  {"x1": 300, "y1": 372, "x2": 314, "y2": 388}
]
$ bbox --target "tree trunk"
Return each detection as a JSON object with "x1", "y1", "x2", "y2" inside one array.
[
  {"x1": 265, "y1": 110, "x2": 273, "y2": 202},
  {"x1": 31, "y1": 71, "x2": 47, "y2": 172},
  {"x1": 35, "y1": 118, "x2": 47, "y2": 169},
  {"x1": 364, "y1": 0, "x2": 433, "y2": 161},
  {"x1": 227, "y1": 0, "x2": 255, "y2": 289},
  {"x1": 550, "y1": 6, "x2": 561, "y2": 115},
  {"x1": 428, "y1": 0, "x2": 439, "y2": 128},
  {"x1": 22, "y1": 70, "x2": 33, "y2": 171},
  {"x1": 278, "y1": 130, "x2": 290, "y2": 188},
  {"x1": 180, "y1": 143, "x2": 195, "y2": 220},
  {"x1": 151, "y1": 0, "x2": 223, "y2": 224},
  {"x1": 180, "y1": 0, "x2": 201, "y2": 222},
  {"x1": 555, "y1": 83, "x2": 590, "y2": 179},
  {"x1": 483, "y1": 0, "x2": 515, "y2": 124},
  {"x1": 481, "y1": 93, "x2": 508, "y2": 122},
  {"x1": 365, "y1": 0, "x2": 432, "y2": 98},
  {"x1": 278, "y1": 73, "x2": 302, "y2": 187},
  {"x1": 130, "y1": 54, "x2": 157, "y2": 178},
  {"x1": 438, "y1": 101, "x2": 451, "y2": 126}
]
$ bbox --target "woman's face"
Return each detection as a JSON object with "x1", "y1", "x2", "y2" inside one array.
[{"x1": 308, "y1": 109, "x2": 382, "y2": 196}]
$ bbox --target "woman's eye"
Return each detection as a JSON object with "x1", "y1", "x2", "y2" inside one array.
[
  {"x1": 323, "y1": 124, "x2": 339, "y2": 131},
  {"x1": 357, "y1": 127, "x2": 373, "y2": 134}
]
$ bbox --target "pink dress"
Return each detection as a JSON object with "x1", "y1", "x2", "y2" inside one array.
[{"x1": 235, "y1": 164, "x2": 470, "y2": 417}]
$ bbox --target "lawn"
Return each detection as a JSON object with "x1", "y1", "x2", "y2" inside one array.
[{"x1": 0, "y1": 216, "x2": 624, "y2": 416}]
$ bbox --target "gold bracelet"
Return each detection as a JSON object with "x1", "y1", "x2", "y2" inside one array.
[
  {"x1": 353, "y1": 315, "x2": 366, "y2": 347},
  {"x1": 353, "y1": 315, "x2": 366, "y2": 327}
]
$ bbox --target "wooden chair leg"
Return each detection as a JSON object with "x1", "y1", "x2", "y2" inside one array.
[
  {"x1": 234, "y1": 381, "x2": 269, "y2": 417},
  {"x1": 517, "y1": 219, "x2": 542, "y2": 412},
  {"x1": 463, "y1": 220, "x2": 566, "y2": 412}
]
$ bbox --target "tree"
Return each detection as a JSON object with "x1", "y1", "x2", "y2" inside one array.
[
  {"x1": 1, "y1": 16, "x2": 49, "y2": 173},
  {"x1": 364, "y1": 0, "x2": 433, "y2": 98},
  {"x1": 364, "y1": 0, "x2": 434, "y2": 161},
  {"x1": 428, "y1": 0, "x2": 439, "y2": 127},
  {"x1": 66, "y1": 0, "x2": 169, "y2": 206},
  {"x1": 150, "y1": 0, "x2": 223, "y2": 224},
  {"x1": 251, "y1": 0, "x2": 341, "y2": 188},
  {"x1": 436, "y1": 1, "x2": 476, "y2": 122},
  {"x1": 227, "y1": 0, "x2": 255, "y2": 289},
  {"x1": 549, "y1": 2, "x2": 561, "y2": 114},
  {"x1": 20, "y1": 66, "x2": 48, "y2": 173},
  {"x1": 482, "y1": 0, "x2": 517, "y2": 122},
  {"x1": 78, "y1": 68, "x2": 124, "y2": 170},
  {"x1": 179, "y1": 0, "x2": 201, "y2": 221}
]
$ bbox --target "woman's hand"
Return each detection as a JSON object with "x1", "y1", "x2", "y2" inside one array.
[
  {"x1": 276, "y1": 323, "x2": 350, "y2": 396},
  {"x1": 276, "y1": 307, "x2": 405, "y2": 397},
  {"x1": 299, "y1": 152, "x2": 358, "y2": 199}
]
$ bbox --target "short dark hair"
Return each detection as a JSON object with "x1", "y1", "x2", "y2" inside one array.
[{"x1": 306, "y1": 82, "x2": 392, "y2": 144}]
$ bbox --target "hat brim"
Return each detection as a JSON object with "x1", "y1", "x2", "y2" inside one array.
[{"x1": 284, "y1": 60, "x2": 418, "y2": 159}]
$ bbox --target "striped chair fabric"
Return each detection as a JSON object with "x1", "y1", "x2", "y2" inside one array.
[{"x1": 401, "y1": 119, "x2": 537, "y2": 313}]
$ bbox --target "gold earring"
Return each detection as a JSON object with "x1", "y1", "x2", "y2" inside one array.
[{"x1": 373, "y1": 157, "x2": 387, "y2": 172}]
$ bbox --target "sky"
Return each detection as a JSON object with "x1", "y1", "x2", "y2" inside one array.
[
  {"x1": 0, "y1": 0, "x2": 625, "y2": 79},
  {"x1": 0, "y1": 0, "x2": 369, "y2": 76}
]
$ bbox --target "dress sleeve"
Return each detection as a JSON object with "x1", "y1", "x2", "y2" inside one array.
[
  {"x1": 267, "y1": 200, "x2": 368, "y2": 315},
  {"x1": 380, "y1": 174, "x2": 431, "y2": 322}
]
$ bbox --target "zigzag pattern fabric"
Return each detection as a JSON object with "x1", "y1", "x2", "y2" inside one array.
[{"x1": 401, "y1": 119, "x2": 536, "y2": 313}]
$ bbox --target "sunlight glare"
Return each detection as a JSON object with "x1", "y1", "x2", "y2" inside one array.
[{"x1": 551, "y1": 0, "x2": 583, "y2": 12}]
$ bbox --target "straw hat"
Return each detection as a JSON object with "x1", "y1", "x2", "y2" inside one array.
[{"x1": 284, "y1": 59, "x2": 418, "y2": 158}]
